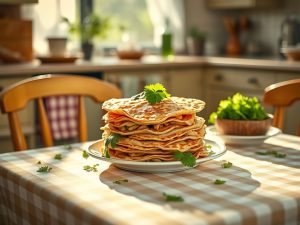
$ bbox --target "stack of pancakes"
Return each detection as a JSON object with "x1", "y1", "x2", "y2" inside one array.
[{"x1": 100, "y1": 97, "x2": 208, "y2": 162}]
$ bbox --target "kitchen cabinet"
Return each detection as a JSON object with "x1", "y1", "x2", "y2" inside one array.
[
  {"x1": 207, "y1": 0, "x2": 281, "y2": 9},
  {"x1": 104, "y1": 68, "x2": 204, "y2": 99},
  {"x1": 166, "y1": 68, "x2": 204, "y2": 99},
  {"x1": 104, "y1": 70, "x2": 169, "y2": 97},
  {"x1": 0, "y1": 0, "x2": 38, "y2": 4}
]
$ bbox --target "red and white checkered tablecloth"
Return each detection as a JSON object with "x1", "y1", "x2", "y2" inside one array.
[
  {"x1": 0, "y1": 134, "x2": 299, "y2": 225},
  {"x1": 44, "y1": 95, "x2": 79, "y2": 140}
]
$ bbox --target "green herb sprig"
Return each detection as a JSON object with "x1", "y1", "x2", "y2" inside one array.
[
  {"x1": 214, "y1": 179, "x2": 226, "y2": 185},
  {"x1": 113, "y1": 179, "x2": 129, "y2": 185},
  {"x1": 104, "y1": 133, "x2": 123, "y2": 158},
  {"x1": 83, "y1": 164, "x2": 99, "y2": 172},
  {"x1": 162, "y1": 192, "x2": 184, "y2": 202},
  {"x1": 82, "y1": 150, "x2": 89, "y2": 159},
  {"x1": 37, "y1": 165, "x2": 52, "y2": 173},
  {"x1": 131, "y1": 83, "x2": 171, "y2": 105},
  {"x1": 174, "y1": 150, "x2": 196, "y2": 167},
  {"x1": 208, "y1": 93, "x2": 268, "y2": 124},
  {"x1": 256, "y1": 150, "x2": 286, "y2": 158},
  {"x1": 54, "y1": 153, "x2": 62, "y2": 160},
  {"x1": 221, "y1": 161, "x2": 233, "y2": 168}
]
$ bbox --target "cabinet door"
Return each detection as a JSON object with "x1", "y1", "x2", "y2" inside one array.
[
  {"x1": 167, "y1": 68, "x2": 203, "y2": 99},
  {"x1": 104, "y1": 70, "x2": 168, "y2": 98}
]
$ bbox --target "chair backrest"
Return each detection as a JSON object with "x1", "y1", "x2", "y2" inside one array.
[
  {"x1": 263, "y1": 78, "x2": 300, "y2": 136},
  {"x1": 0, "y1": 74, "x2": 122, "y2": 151}
]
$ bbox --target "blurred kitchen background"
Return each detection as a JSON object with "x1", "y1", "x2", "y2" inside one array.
[
  {"x1": 1, "y1": 0, "x2": 300, "y2": 59},
  {"x1": 0, "y1": 0, "x2": 300, "y2": 151}
]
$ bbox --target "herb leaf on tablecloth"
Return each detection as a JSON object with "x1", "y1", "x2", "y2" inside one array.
[{"x1": 162, "y1": 192, "x2": 184, "y2": 202}]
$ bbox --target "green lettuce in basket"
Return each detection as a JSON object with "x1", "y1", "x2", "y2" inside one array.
[{"x1": 208, "y1": 93, "x2": 269, "y2": 124}]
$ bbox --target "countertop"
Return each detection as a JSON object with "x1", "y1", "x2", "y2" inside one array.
[{"x1": 0, "y1": 55, "x2": 300, "y2": 77}]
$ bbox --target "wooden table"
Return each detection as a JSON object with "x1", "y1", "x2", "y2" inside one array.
[{"x1": 0, "y1": 134, "x2": 299, "y2": 225}]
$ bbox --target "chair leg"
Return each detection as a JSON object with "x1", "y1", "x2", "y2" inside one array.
[{"x1": 8, "y1": 112, "x2": 27, "y2": 151}]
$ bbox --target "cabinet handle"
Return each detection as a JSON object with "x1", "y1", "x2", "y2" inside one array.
[
  {"x1": 214, "y1": 74, "x2": 223, "y2": 81},
  {"x1": 248, "y1": 77, "x2": 258, "y2": 84}
]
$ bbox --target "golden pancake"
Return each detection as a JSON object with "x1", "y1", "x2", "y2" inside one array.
[
  {"x1": 105, "y1": 113, "x2": 195, "y2": 126},
  {"x1": 102, "y1": 97, "x2": 205, "y2": 123},
  {"x1": 102, "y1": 117, "x2": 205, "y2": 136},
  {"x1": 108, "y1": 148, "x2": 208, "y2": 162}
]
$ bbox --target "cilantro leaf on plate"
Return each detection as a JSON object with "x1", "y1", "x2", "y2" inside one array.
[
  {"x1": 162, "y1": 192, "x2": 184, "y2": 202},
  {"x1": 104, "y1": 133, "x2": 123, "y2": 158},
  {"x1": 174, "y1": 150, "x2": 196, "y2": 167}
]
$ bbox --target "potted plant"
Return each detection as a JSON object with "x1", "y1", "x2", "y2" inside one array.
[
  {"x1": 63, "y1": 14, "x2": 110, "y2": 60},
  {"x1": 208, "y1": 93, "x2": 272, "y2": 136},
  {"x1": 186, "y1": 26, "x2": 206, "y2": 56}
]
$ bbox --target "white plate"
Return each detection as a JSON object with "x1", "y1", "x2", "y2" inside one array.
[
  {"x1": 88, "y1": 138, "x2": 226, "y2": 173},
  {"x1": 206, "y1": 125, "x2": 281, "y2": 146}
]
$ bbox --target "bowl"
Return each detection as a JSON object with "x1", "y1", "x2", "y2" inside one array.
[
  {"x1": 117, "y1": 50, "x2": 144, "y2": 60},
  {"x1": 215, "y1": 115, "x2": 273, "y2": 136},
  {"x1": 281, "y1": 47, "x2": 300, "y2": 61}
]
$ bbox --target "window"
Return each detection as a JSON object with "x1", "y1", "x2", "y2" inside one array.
[{"x1": 93, "y1": 0, "x2": 153, "y2": 46}]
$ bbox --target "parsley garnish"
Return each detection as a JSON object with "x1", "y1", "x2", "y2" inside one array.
[
  {"x1": 214, "y1": 179, "x2": 226, "y2": 185},
  {"x1": 113, "y1": 179, "x2": 129, "y2": 185},
  {"x1": 174, "y1": 150, "x2": 196, "y2": 167},
  {"x1": 256, "y1": 150, "x2": 286, "y2": 158},
  {"x1": 221, "y1": 161, "x2": 232, "y2": 168},
  {"x1": 131, "y1": 83, "x2": 171, "y2": 105},
  {"x1": 54, "y1": 153, "x2": 62, "y2": 160},
  {"x1": 82, "y1": 150, "x2": 89, "y2": 159},
  {"x1": 144, "y1": 83, "x2": 171, "y2": 104},
  {"x1": 104, "y1": 133, "x2": 123, "y2": 158},
  {"x1": 83, "y1": 164, "x2": 99, "y2": 172},
  {"x1": 162, "y1": 192, "x2": 184, "y2": 202},
  {"x1": 37, "y1": 165, "x2": 52, "y2": 173}
]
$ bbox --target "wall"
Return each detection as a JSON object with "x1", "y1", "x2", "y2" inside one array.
[{"x1": 185, "y1": 0, "x2": 300, "y2": 57}]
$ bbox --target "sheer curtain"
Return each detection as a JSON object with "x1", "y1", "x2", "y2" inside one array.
[{"x1": 146, "y1": 0, "x2": 185, "y2": 53}]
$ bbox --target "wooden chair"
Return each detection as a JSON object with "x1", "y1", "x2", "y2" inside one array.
[
  {"x1": 0, "y1": 74, "x2": 122, "y2": 151},
  {"x1": 263, "y1": 79, "x2": 300, "y2": 136}
]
